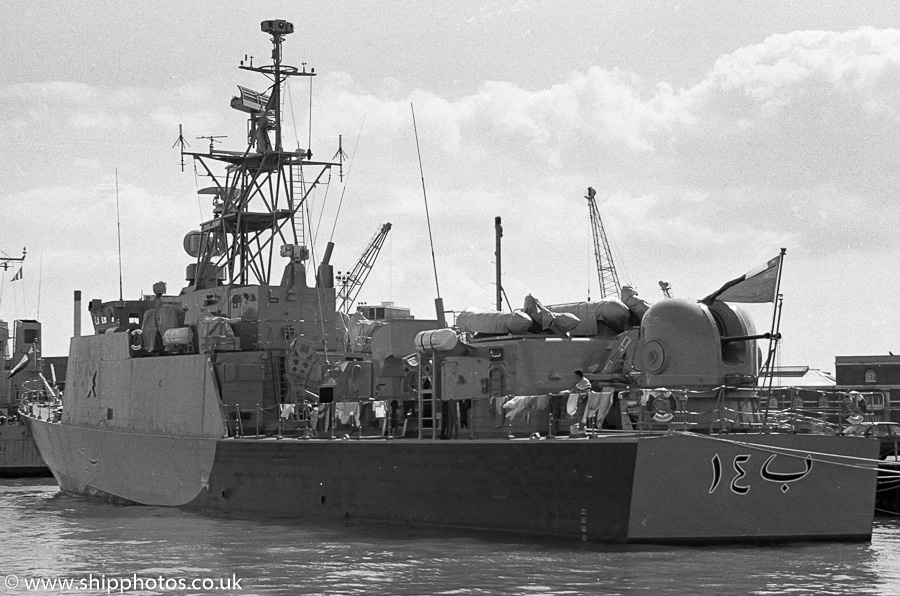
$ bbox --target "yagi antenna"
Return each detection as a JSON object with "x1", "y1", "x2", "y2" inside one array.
[{"x1": 197, "y1": 135, "x2": 226, "y2": 155}]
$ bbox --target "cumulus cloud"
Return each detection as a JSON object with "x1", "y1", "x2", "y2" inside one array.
[
  {"x1": 308, "y1": 26, "x2": 900, "y2": 205},
  {"x1": 281, "y1": 26, "x2": 900, "y2": 315},
  {"x1": 669, "y1": 28, "x2": 900, "y2": 186}
]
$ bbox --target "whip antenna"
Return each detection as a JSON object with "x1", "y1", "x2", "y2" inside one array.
[
  {"x1": 115, "y1": 168, "x2": 124, "y2": 301},
  {"x1": 411, "y1": 103, "x2": 445, "y2": 326}
]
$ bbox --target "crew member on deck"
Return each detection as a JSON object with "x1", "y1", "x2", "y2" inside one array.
[
  {"x1": 573, "y1": 369, "x2": 591, "y2": 394},
  {"x1": 566, "y1": 370, "x2": 592, "y2": 426}
]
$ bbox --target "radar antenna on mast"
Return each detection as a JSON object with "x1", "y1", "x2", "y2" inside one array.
[
  {"x1": 586, "y1": 187, "x2": 620, "y2": 299},
  {"x1": 196, "y1": 135, "x2": 226, "y2": 155}
]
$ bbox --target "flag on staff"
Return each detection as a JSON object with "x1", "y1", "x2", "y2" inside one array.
[
  {"x1": 701, "y1": 254, "x2": 783, "y2": 304},
  {"x1": 8, "y1": 346, "x2": 33, "y2": 378},
  {"x1": 10, "y1": 267, "x2": 22, "y2": 282}
]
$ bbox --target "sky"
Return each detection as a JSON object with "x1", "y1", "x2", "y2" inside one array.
[{"x1": 1, "y1": 0, "x2": 899, "y2": 374}]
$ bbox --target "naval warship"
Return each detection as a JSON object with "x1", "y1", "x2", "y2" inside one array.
[{"x1": 23, "y1": 20, "x2": 878, "y2": 544}]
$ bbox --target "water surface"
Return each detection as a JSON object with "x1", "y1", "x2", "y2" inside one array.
[{"x1": 1, "y1": 478, "x2": 898, "y2": 595}]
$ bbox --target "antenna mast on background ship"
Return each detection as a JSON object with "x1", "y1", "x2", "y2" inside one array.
[
  {"x1": 586, "y1": 187, "x2": 620, "y2": 299},
  {"x1": 180, "y1": 20, "x2": 340, "y2": 291},
  {"x1": 0, "y1": 248, "x2": 26, "y2": 273},
  {"x1": 0, "y1": 248, "x2": 26, "y2": 313}
]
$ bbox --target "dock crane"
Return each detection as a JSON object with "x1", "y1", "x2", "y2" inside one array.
[
  {"x1": 335, "y1": 222, "x2": 392, "y2": 313},
  {"x1": 586, "y1": 187, "x2": 620, "y2": 299}
]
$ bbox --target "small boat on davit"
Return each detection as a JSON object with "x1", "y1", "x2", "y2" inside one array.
[{"x1": 22, "y1": 20, "x2": 879, "y2": 544}]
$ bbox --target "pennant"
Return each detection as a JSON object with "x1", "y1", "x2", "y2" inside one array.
[
  {"x1": 7, "y1": 346, "x2": 33, "y2": 378},
  {"x1": 702, "y1": 255, "x2": 782, "y2": 304},
  {"x1": 10, "y1": 267, "x2": 22, "y2": 282}
]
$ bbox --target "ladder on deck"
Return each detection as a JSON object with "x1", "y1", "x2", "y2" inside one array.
[
  {"x1": 418, "y1": 356, "x2": 438, "y2": 439},
  {"x1": 291, "y1": 163, "x2": 306, "y2": 246}
]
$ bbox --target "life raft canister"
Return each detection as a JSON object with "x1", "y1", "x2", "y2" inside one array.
[{"x1": 414, "y1": 328, "x2": 458, "y2": 352}]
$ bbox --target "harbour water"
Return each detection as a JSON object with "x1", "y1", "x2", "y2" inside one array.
[{"x1": 2, "y1": 477, "x2": 900, "y2": 595}]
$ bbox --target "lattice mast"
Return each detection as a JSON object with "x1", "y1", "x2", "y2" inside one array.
[
  {"x1": 586, "y1": 187, "x2": 620, "y2": 299},
  {"x1": 182, "y1": 20, "x2": 341, "y2": 291},
  {"x1": 336, "y1": 223, "x2": 392, "y2": 313}
]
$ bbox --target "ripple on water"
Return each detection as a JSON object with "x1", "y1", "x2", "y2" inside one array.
[{"x1": 5, "y1": 480, "x2": 900, "y2": 595}]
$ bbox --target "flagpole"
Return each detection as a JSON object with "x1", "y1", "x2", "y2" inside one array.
[
  {"x1": 760, "y1": 248, "x2": 786, "y2": 429},
  {"x1": 12, "y1": 270, "x2": 18, "y2": 320},
  {"x1": 765, "y1": 295, "x2": 784, "y2": 390},
  {"x1": 762, "y1": 248, "x2": 786, "y2": 380}
]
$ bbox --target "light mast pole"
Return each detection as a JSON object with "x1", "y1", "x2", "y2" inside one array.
[
  {"x1": 265, "y1": 20, "x2": 289, "y2": 152},
  {"x1": 495, "y1": 216, "x2": 502, "y2": 311}
]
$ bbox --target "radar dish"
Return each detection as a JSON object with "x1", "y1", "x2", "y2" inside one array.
[{"x1": 184, "y1": 231, "x2": 202, "y2": 257}]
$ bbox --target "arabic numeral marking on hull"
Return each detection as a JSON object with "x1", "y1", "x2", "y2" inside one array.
[
  {"x1": 730, "y1": 454, "x2": 751, "y2": 495},
  {"x1": 709, "y1": 453, "x2": 815, "y2": 495},
  {"x1": 760, "y1": 454, "x2": 813, "y2": 493},
  {"x1": 709, "y1": 454, "x2": 722, "y2": 494}
]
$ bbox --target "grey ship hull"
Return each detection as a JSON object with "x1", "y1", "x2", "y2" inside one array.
[
  {"x1": 25, "y1": 414, "x2": 878, "y2": 544},
  {"x1": 0, "y1": 423, "x2": 48, "y2": 477}
]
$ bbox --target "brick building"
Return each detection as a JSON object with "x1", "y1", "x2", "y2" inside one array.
[{"x1": 835, "y1": 355, "x2": 900, "y2": 423}]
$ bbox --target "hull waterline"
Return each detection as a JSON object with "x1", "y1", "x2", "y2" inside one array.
[{"x1": 25, "y1": 415, "x2": 878, "y2": 544}]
